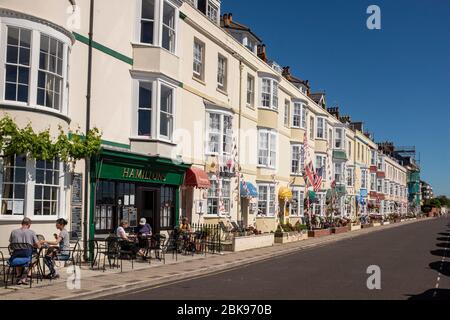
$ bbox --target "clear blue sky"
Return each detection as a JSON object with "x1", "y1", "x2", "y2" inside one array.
[{"x1": 223, "y1": 0, "x2": 450, "y2": 197}]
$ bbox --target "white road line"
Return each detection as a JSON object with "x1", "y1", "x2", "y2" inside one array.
[{"x1": 434, "y1": 223, "x2": 450, "y2": 298}]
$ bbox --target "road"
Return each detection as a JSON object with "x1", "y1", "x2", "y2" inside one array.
[{"x1": 103, "y1": 217, "x2": 450, "y2": 300}]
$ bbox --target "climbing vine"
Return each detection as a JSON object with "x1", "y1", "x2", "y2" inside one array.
[{"x1": 0, "y1": 115, "x2": 102, "y2": 166}]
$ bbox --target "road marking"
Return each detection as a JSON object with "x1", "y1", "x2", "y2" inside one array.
[{"x1": 433, "y1": 220, "x2": 450, "y2": 298}]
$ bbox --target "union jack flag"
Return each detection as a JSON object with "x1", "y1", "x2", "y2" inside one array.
[{"x1": 304, "y1": 161, "x2": 315, "y2": 187}]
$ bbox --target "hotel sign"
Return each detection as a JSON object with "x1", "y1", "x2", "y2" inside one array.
[
  {"x1": 98, "y1": 162, "x2": 185, "y2": 186},
  {"x1": 122, "y1": 167, "x2": 167, "y2": 182}
]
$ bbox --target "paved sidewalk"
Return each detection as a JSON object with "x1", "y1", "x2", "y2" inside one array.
[{"x1": 0, "y1": 218, "x2": 433, "y2": 300}]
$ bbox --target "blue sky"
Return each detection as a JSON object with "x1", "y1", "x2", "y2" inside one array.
[{"x1": 223, "y1": 0, "x2": 450, "y2": 197}]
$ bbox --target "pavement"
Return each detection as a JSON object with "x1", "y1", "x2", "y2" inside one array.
[{"x1": 0, "y1": 216, "x2": 446, "y2": 300}]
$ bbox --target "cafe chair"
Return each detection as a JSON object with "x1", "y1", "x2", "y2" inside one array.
[{"x1": 5, "y1": 243, "x2": 34, "y2": 289}]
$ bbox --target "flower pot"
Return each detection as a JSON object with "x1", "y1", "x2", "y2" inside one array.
[{"x1": 274, "y1": 231, "x2": 308, "y2": 244}]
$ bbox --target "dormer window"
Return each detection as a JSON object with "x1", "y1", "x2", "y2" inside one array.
[
  {"x1": 207, "y1": 1, "x2": 219, "y2": 23},
  {"x1": 197, "y1": 0, "x2": 220, "y2": 24}
]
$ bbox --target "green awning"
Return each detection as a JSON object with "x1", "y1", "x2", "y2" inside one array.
[{"x1": 333, "y1": 150, "x2": 348, "y2": 161}]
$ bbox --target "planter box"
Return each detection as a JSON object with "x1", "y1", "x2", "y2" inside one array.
[
  {"x1": 308, "y1": 229, "x2": 332, "y2": 238},
  {"x1": 274, "y1": 232, "x2": 308, "y2": 244},
  {"x1": 232, "y1": 234, "x2": 274, "y2": 252},
  {"x1": 372, "y1": 222, "x2": 381, "y2": 227},
  {"x1": 400, "y1": 219, "x2": 406, "y2": 222},
  {"x1": 350, "y1": 224, "x2": 361, "y2": 231},
  {"x1": 382, "y1": 221, "x2": 390, "y2": 226},
  {"x1": 361, "y1": 224, "x2": 374, "y2": 229},
  {"x1": 331, "y1": 226, "x2": 350, "y2": 234}
]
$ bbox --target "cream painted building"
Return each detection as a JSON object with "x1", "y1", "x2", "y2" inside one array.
[{"x1": 0, "y1": 0, "x2": 414, "y2": 247}]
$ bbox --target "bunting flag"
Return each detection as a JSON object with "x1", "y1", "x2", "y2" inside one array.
[{"x1": 304, "y1": 161, "x2": 315, "y2": 187}]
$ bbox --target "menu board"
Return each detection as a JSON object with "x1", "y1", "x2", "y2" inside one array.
[{"x1": 70, "y1": 173, "x2": 83, "y2": 240}]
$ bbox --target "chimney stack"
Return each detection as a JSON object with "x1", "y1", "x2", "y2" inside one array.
[
  {"x1": 327, "y1": 106, "x2": 340, "y2": 119},
  {"x1": 257, "y1": 44, "x2": 268, "y2": 62},
  {"x1": 282, "y1": 66, "x2": 292, "y2": 80},
  {"x1": 222, "y1": 13, "x2": 233, "y2": 27}
]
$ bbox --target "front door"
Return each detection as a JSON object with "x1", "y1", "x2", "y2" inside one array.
[{"x1": 138, "y1": 188, "x2": 159, "y2": 234}]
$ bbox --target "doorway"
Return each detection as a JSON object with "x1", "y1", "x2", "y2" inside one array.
[{"x1": 138, "y1": 188, "x2": 159, "y2": 234}]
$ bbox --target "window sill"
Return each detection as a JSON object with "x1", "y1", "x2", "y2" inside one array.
[
  {"x1": 192, "y1": 76, "x2": 206, "y2": 86},
  {"x1": 257, "y1": 165, "x2": 276, "y2": 170},
  {"x1": 129, "y1": 137, "x2": 176, "y2": 146},
  {"x1": 131, "y1": 42, "x2": 179, "y2": 58},
  {"x1": 257, "y1": 107, "x2": 279, "y2": 113},
  {"x1": 246, "y1": 104, "x2": 255, "y2": 110},
  {"x1": 216, "y1": 87, "x2": 228, "y2": 96},
  {"x1": 256, "y1": 216, "x2": 276, "y2": 219},
  {"x1": 0, "y1": 102, "x2": 71, "y2": 123}
]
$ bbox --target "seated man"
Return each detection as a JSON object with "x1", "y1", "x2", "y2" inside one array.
[{"x1": 8, "y1": 218, "x2": 41, "y2": 285}]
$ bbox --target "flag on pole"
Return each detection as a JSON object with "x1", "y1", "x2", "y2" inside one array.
[
  {"x1": 304, "y1": 161, "x2": 315, "y2": 187},
  {"x1": 313, "y1": 167, "x2": 324, "y2": 192}
]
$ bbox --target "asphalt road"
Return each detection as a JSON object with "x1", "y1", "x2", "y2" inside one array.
[{"x1": 104, "y1": 217, "x2": 450, "y2": 300}]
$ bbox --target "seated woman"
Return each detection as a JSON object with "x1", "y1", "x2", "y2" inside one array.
[
  {"x1": 41, "y1": 219, "x2": 70, "y2": 280},
  {"x1": 116, "y1": 220, "x2": 143, "y2": 258},
  {"x1": 180, "y1": 217, "x2": 191, "y2": 233},
  {"x1": 136, "y1": 218, "x2": 153, "y2": 256}
]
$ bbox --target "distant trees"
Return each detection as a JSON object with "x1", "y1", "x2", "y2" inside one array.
[{"x1": 422, "y1": 196, "x2": 449, "y2": 213}]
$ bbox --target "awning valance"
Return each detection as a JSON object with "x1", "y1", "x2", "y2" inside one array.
[
  {"x1": 240, "y1": 181, "x2": 258, "y2": 198},
  {"x1": 184, "y1": 167, "x2": 210, "y2": 189},
  {"x1": 278, "y1": 187, "x2": 293, "y2": 201}
]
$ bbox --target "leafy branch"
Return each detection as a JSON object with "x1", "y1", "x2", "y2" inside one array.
[{"x1": 0, "y1": 115, "x2": 102, "y2": 165}]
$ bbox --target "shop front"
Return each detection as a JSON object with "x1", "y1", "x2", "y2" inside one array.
[{"x1": 90, "y1": 149, "x2": 191, "y2": 239}]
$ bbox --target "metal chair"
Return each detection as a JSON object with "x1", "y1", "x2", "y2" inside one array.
[
  {"x1": 148, "y1": 234, "x2": 167, "y2": 264},
  {"x1": 0, "y1": 249, "x2": 7, "y2": 286},
  {"x1": 5, "y1": 243, "x2": 34, "y2": 288}
]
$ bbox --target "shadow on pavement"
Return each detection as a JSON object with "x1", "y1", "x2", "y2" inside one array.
[
  {"x1": 408, "y1": 289, "x2": 450, "y2": 300},
  {"x1": 430, "y1": 250, "x2": 449, "y2": 258},
  {"x1": 435, "y1": 243, "x2": 450, "y2": 248},
  {"x1": 429, "y1": 261, "x2": 450, "y2": 276},
  {"x1": 438, "y1": 233, "x2": 450, "y2": 236},
  {"x1": 436, "y1": 237, "x2": 450, "y2": 242}
]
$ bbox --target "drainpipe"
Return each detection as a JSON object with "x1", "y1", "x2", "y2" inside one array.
[
  {"x1": 236, "y1": 60, "x2": 244, "y2": 224},
  {"x1": 83, "y1": 0, "x2": 94, "y2": 260}
]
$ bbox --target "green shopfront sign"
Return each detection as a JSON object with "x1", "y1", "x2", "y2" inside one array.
[
  {"x1": 95, "y1": 149, "x2": 191, "y2": 186},
  {"x1": 99, "y1": 162, "x2": 184, "y2": 186}
]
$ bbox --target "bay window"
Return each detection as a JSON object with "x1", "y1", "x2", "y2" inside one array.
[
  {"x1": 371, "y1": 150, "x2": 377, "y2": 166},
  {"x1": 206, "y1": 112, "x2": 233, "y2": 156},
  {"x1": 257, "y1": 184, "x2": 276, "y2": 217},
  {"x1": 258, "y1": 130, "x2": 277, "y2": 168},
  {"x1": 5, "y1": 27, "x2": 31, "y2": 103},
  {"x1": 334, "y1": 162, "x2": 345, "y2": 184},
  {"x1": 315, "y1": 155, "x2": 327, "y2": 180},
  {"x1": 1, "y1": 154, "x2": 65, "y2": 218},
  {"x1": 334, "y1": 128, "x2": 345, "y2": 149},
  {"x1": 291, "y1": 144, "x2": 304, "y2": 175},
  {"x1": 260, "y1": 78, "x2": 278, "y2": 110},
  {"x1": 346, "y1": 167, "x2": 354, "y2": 187},
  {"x1": 377, "y1": 179, "x2": 383, "y2": 193},
  {"x1": 159, "y1": 84, "x2": 174, "y2": 140},
  {"x1": 361, "y1": 169, "x2": 368, "y2": 189},
  {"x1": 370, "y1": 173, "x2": 376, "y2": 191},
  {"x1": 291, "y1": 189, "x2": 305, "y2": 217},
  {"x1": 139, "y1": 0, "x2": 178, "y2": 53},
  {"x1": 309, "y1": 117, "x2": 315, "y2": 140},
  {"x1": 284, "y1": 100, "x2": 290, "y2": 127},
  {"x1": 1, "y1": 20, "x2": 70, "y2": 114},
  {"x1": 207, "y1": 178, "x2": 230, "y2": 216},
  {"x1": 135, "y1": 79, "x2": 176, "y2": 141}
]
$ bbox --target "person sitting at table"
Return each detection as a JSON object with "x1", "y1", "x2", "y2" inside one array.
[
  {"x1": 180, "y1": 217, "x2": 191, "y2": 233},
  {"x1": 136, "y1": 218, "x2": 152, "y2": 237},
  {"x1": 116, "y1": 220, "x2": 130, "y2": 240},
  {"x1": 116, "y1": 220, "x2": 144, "y2": 258},
  {"x1": 8, "y1": 218, "x2": 41, "y2": 285},
  {"x1": 40, "y1": 218, "x2": 70, "y2": 280}
]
